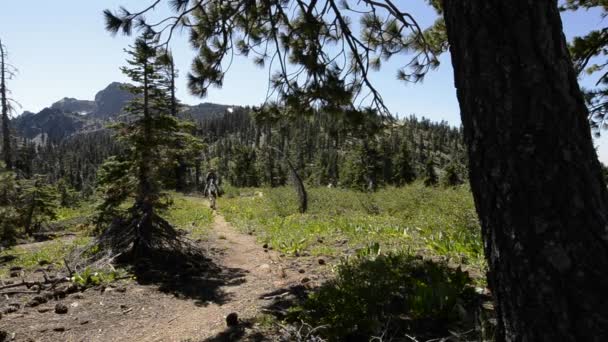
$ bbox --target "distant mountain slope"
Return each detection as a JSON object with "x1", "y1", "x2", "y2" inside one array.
[
  {"x1": 91, "y1": 82, "x2": 135, "y2": 119},
  {"x1": 50, "y1": 97, "x2": 96, "y2": 114},
  {"x1": 12, "y1": 82, "x2": 133, "y2": 142},
  {"x1": 182, "y1": 102, "x2": 235, "y2": 122},
  {"x1": 12, "y1": 108, "x2": 88, "y2": 143},
  {"x1": 11, "y1": 82, "x2": 242, "y2": 143}
]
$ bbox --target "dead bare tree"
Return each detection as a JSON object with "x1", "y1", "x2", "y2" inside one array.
[{"x1": 0, "y1": 38, "x2": 17, "y2": 170}]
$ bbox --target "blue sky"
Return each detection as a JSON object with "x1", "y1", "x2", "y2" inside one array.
[{"x1": 1, "y1": 1, "x2": 607, "y2": 161}]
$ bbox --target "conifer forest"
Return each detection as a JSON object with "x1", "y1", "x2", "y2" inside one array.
[{"x1": 1, "y1": 1, "x2": 608, "y2": 341}]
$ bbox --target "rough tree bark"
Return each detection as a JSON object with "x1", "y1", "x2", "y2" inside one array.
[
  {"x1": 0, "y1": 39, "x2": 12, "y2": 170},
  {"x1": 442, "y1": 1, "x2": 608, "y2": 340}
]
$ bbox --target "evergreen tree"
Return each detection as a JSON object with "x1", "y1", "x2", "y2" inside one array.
[
  {"x1": 340, "y1": 144, "x2": 369, "y2": 191},
  {"x1": 561, "y1": 1, "x2": 608, "y2": 134},
  {"x1": 95, "y1": 37, "x2": 191, "y2": 258},
  {"x1": 423, "y1": 158, "x2": 438, "y2": 187},
  {"x1": 16, "y1": 175, "x2": 58, "y2": 236},
  {"x1": 157, "y1": 50, "x2": 192, "y2": 191},
  {"x1": 56, "y1": 178, "x2": 80, "y2": 207},
  {"x1": 393, "y1": 141, "x2": 416, "y2": 186},
  {"x1": 252, "y1": 105, "x2": 282, "y2": 187},
  {"x1": 228, "y1": 145, "x2": 259, "y2": 187},
  {"x1": 441, "y1": 162, "x2": 461, "y2": 187}
]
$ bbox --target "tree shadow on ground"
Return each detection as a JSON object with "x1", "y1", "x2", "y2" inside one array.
[
  {"x1": 124, "y1": 246, "x2": 247, "y2": 307},
  {"x1": 258, "y1": 284, "x2": 312, "y2": 320}
]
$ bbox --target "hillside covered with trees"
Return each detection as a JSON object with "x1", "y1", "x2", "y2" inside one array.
[{"x1": 1, "y1": 1, "x2": 608, "y2": 341}]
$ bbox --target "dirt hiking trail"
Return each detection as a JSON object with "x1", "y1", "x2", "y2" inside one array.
[
  {"x1": 0, "y1": 210, "x2": 329, "y2": 342},
  {"x1": 140, "y1": 213, "x2": 301, "y2": 341}
]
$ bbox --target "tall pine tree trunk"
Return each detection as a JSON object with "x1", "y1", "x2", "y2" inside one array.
[
  {"x1": 0, "y1": 39, "x2": 11, "y2": 170},
  {"x1": 443, "y1": 1, "x2": 608, "y2": 340},
  {"x1": 137, "y1": 58, "x2": 153, "y2": 246}
]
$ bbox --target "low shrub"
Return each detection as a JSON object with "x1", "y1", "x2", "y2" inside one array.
[{"x1": 289, "y1": 252, "x2": 476, "y2": 341}]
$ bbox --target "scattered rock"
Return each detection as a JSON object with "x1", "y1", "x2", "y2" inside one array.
[
  {"x1": 2, "y1": 306, "x2": 18, "y2": 315},
  {"x1": 53, "y1": 289, "x2": 66, "y2": 299},
  {"x1": 226, "y1": 312, "x2": 239, "y2": 327},
  {"x1": 298, "y1": 269, "x2": 305, "y2": 274},
  {"x1": 318, "y1": 258, "x2": 326, "y2": 265},
  {"x1": 38, "y1": 308, "x2": 52, "y2": 313},
  {"x1": 55, "y1": 303, "x2": 68, "y2": 314},
  {"x1": 26, "y1": 296, "x2": 48, "y2": 308},
  {"x1": 53, "y1": 326, "x2": 66, "y2": 332},
  {"x1": 259, "y1": 264, "x2": 270, "y2": 270},
  {"x1": 120, "y1": 304, "x2": 129, "y2": 310},
  {"x1": 3, "y1": 303, "x2": 20, "y2": 314},
  {"x1": 301, "y1": 277, "x2": 311, "y2": 284},
  {"x1": 66, "y1": 284, "x2": 79, "y2": 294}
]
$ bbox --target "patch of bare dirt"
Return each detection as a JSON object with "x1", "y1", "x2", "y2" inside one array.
[{"x1": 0, "y1": 212, "x2": 332, "y2": 342}]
